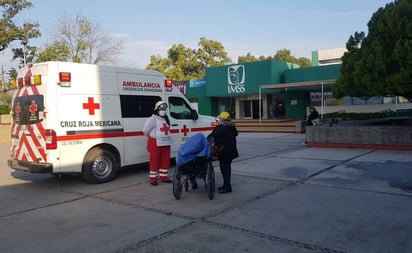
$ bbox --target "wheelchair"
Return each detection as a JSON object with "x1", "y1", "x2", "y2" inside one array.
[{"x1": 172, "y1": 133, "x2": 215, "y2": 200}]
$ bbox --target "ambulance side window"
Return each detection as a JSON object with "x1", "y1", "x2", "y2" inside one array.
[
  {"x1": 120, "y1": 95, "x2": 162, "y2": 118},
  {"x1": 168, "y1": 96, "x2": 192, "y2": 120}
]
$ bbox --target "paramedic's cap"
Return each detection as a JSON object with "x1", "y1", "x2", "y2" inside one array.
[
  {"x1": 217, "y1": 111, "x2": 231, "y2": 120},
  {"x1": 154, "y1": 101, "x2": 167, "y2": 110}
]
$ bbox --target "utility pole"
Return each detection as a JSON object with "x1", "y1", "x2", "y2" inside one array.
[
  {"x1": 21, "y1": 39, "x2": 28, "y2": 67},
  {"x1": 0, "y1": 50, "x2": 3, "y2": 104},
  {"x1": 1, "y1": 64, "x2": 4, "y2": 87}
]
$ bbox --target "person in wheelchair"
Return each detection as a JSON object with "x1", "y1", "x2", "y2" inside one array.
[{"x1": 176, "y1": 133, "x2": 211, "y2": 190}]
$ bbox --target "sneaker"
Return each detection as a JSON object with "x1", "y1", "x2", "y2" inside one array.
[
  {"x1": 150, "y1": 182, "x2": 158, "y2": 186},
  {"x1": 161, "y1": 179, "x2": 172, "y2": 183}
]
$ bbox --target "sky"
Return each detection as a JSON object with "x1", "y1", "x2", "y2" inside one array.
[{"x1": 1, "y1": 0, "x2": 393, "y2": 72}]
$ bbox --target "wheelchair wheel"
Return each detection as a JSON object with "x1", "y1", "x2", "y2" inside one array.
[
  {"x1": 184, "y1": 180, "x2": 189, "y2": 192},
  {"x1": 173, "y1": 167, "x2": 182, "y2": 200},
  {"x1": 206, "y1": 160, "x2": 215, "y2": 200}
]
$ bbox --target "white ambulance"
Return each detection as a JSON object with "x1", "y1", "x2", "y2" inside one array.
[{"x1": 8, "y1": 61, "x2": 215, "y2": 183}]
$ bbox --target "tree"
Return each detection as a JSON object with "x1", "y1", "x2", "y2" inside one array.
[
  {"x1": 297, "y1": 57, "x2": 312, "y2": 67},
  {"x1": 237, "y1": 49, "x2": 312, "y2": 67},
  {"x1": 0, "y1": 0, "x2": 40, "y2": 52},
  {"x1": 196, "y1": 37, "x2": 228, "y2": 68},
  {"x1": 273, "y1": 49, "x2": 296, "y2": 63},
  {"x1": 39, "y1": 13, "x2": 123, "y2": 64},
  {"x1": 11, "y1": 42, "x2": 39, "y2": 67},
  {"x1": 36, "y1": 41, "x2": 70, "y2": 62},
  {"x1": 238, "y1": 53, "x2": 260, "y2": 63},
  {"x1": 333, "y1": 32, "x2": 367, "y2": 98},
  {"x1": 147, "y1": 37, "x2": 228, "y2": 80},
  {"x1": 334, "y1": 0, "x2": 412, "y2": 101}
]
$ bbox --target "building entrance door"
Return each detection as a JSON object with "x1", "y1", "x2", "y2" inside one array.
[{"x1": 242, "y1": 100, "x2": 261, "y2": 119}]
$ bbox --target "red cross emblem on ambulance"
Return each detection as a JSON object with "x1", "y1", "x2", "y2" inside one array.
[
  {"x1": 14, "y1": 102, "x2": 21, "y2": 116},
  {"x1": 181, "y1": 124, "x2": 189, "y2": 136},
  {"x1": 83, "y1": 97, "x2": 100, "y2": 115},
  {"x1": 29, "y1": 101, "x2": 38, "y2": 116}
]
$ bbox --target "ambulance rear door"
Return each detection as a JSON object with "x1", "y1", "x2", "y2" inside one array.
[{"x1": 10, "y1": 63, "x2": 50, "y2": 171}]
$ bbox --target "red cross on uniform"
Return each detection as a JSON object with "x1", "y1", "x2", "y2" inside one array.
[
  {"x1": 181, "y1": 124, "x2": 189, "y2": 136},
  {"x1": 29, "y1": 101, "x2": 38, "y2": 116},
  {"x1": 160, "y1": 123, "x2": 170, "y2": 135},
  {"x1": 83, "y1": 97, "x2": 100, "y2": 115}
]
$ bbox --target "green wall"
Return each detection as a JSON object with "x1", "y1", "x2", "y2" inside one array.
[
  {"x1": 185, "y1": 85, "x2": 214, "y2": 116},
  {"x1": 185, "y1": 61, "x2": 342, "y2": 120},
  {"x1": 285, "y1": 64, "x2": 341, "y2": 83},
  {"x1": 205, "y1": 60, "x2": 299, "y2": 97},
  {"x1": 312, "y1": 51, "x2": 319, "y2": 66},
  {"x1": 284, "y1": 91, "x2": 307, "y2": 118}
]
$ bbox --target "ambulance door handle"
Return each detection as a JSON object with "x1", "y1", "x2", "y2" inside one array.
[{"x1": 171, "y1": 124, "x2": 178, "y2": 126}]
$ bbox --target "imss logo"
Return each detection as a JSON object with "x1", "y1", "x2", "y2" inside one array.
[{"x1": 227, "y1": 65, "x2": 245, "y2": 94}]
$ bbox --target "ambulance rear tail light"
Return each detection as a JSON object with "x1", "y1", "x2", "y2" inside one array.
[
  {"x1": 45, "y1": 129, "x2": 57, "y2": 149},
  {"x1": 58, "y1": 72, "x2": 71, "y2": 87},
  {"x1": 17, "y1": 76, "x2": 41, "y2": 88},
  {"x1": 165, "y1": 79, "x2": 173, "y2": 91}
]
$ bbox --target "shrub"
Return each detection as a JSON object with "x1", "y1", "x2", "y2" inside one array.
[{"x1": 0, "y1": 104, "x2": 11, "y2": 114}]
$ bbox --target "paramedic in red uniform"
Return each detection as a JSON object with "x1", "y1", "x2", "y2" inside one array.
[{"x1": 143, "y1": 101, "x2": 173, "y2": 186}]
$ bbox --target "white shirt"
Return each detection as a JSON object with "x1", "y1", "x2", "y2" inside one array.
[{"x1": 143, "y1": 114, "x2": 172, "y2": 146}]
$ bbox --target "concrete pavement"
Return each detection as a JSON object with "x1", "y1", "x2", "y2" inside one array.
[
  {"x1": 0, "y1": 133, "x2": 412, "y2": 252},
  {"x1": 0, "y1": 124, "x2": 10, "y2": 144}
]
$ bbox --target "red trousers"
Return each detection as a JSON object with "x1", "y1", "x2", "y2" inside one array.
[{"x1": 147, "y1": 136, "x2": 171, "y2": 182}]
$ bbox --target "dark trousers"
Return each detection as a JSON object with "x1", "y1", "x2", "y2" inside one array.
[{"x1": 219, "y1": 159, "x2": 232, "y2": 188}]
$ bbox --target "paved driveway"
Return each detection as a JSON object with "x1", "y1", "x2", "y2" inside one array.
[{"x1": 1, "y1": 133, "x2": 412, "y2": 253}]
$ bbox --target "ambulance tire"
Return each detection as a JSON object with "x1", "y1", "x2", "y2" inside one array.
[{"x1": 82, "y1": 148, "x2": 118, "y2": 184}]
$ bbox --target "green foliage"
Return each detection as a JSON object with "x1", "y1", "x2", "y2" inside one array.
[
  {"x1": 238, "y1": 48, "x2": 312, "y2": 67},
  {"x1": 0, "y1": 104, "x2": 11, "y2": 114},
  {"x1": 197, "y1": 37, "x2": 227, "y2": 67},
  {"x1": 36, "y1": 41, "x2": 70, "y2": 62},
  {"x1": 0, "y1": 0, "x2": 41, "y2": 52},
  {"x1": 147, "y1": 37, "x2": 228, "y2": 80},
  {"x1": 334, "y1": 0, "x2": 412, "y2": 101},
  {"x1": 238, "y1": 53, "x2": 259, "y2": 63},
  {"x1": 11, "y1": 43, "x2": 39, "y2": 67},
  {"x1": 296, "y1": 57, "x2": 312, "y2": 67}
]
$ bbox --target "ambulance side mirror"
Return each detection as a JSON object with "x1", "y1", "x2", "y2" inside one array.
[{"x1": 190, "y1": 109, "x2": 198, "y2": 120}]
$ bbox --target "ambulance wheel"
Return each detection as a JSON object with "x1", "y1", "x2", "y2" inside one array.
[
  {"x1": 82, "y1": 148, "x2": 118, "y2": 184},
  {"x1": 173, "y1": 167, "x2": 182, "y2": 200},
  {"x1": 206, "y1": 160, "x2": 215, "y2": 200}
]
